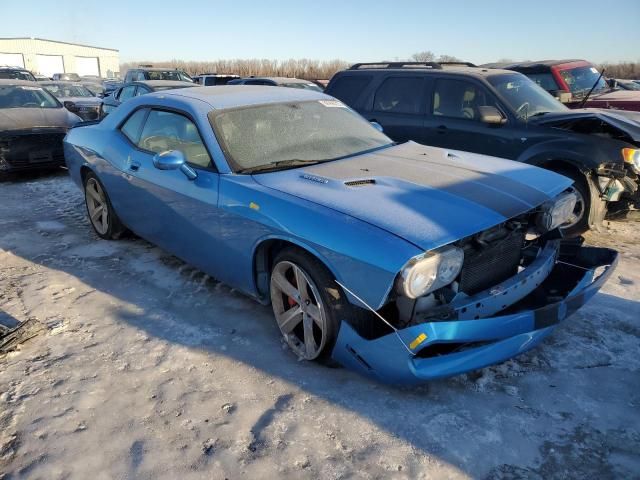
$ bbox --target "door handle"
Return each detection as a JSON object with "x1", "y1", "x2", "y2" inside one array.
[
  {"x1": 129, "y1": 161, "x2": 141, "y2": 172},
  {"x1": 436, "y1": 125, "x2": 448, "y2": 134}
]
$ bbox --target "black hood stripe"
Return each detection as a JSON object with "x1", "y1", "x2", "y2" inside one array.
[{"x1": 305, "y1": 146, "x2": 550, "y2": 219}]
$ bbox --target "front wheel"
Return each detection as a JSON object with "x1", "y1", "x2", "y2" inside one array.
[
  {"x1": 557, "y1": 170, "x2": 605, "y2": 237},
  {"x1": 83, "y1": 172, "x2": 126, "y2": 240},
  {"x1": 269, "y1": 248, "x2": 368, "y2": 363}
]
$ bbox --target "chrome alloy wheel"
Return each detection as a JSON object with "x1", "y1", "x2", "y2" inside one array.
[
  {"x1": 270, "y1": 260, "x2": 328, "y2": 360},
  {"x1": 85, "y1": 177, "x2": 109, "y2": 235},
  {"x1": 562, "y1": 185, "x2": 586, "y2": 229}
]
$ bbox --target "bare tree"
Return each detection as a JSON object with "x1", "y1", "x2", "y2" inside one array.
[
  {"x1": 437, "y1": 54, "x2": 462, "y2": 63},
  {"x1": 120, "y1": 59, "x2": 350, "y2": 80},
  {"x1": 411, "y1": 51, "x2": 436, "y2": 62}
]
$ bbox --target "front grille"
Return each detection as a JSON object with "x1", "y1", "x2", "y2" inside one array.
[
  {"x1": 0, "y1": 131, "x2": 66, "y2": 169},
  {"x1": 458, "y1": 229, "x2": 525, "y2": 295}
]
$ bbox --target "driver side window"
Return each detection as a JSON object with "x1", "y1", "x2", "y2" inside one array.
[
  {"x1": 432, "y1": 79, "x2": 496, "y2": 121},
  {"x1": 137, "y1": 109, "x2": 212, "y2": 169}
]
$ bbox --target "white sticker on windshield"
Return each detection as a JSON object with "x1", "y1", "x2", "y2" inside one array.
[
  {"x1": 319, "y1": 100, "x2": 346, "y2": 108},
  {"x1": 590, "y1": 67, "x2": 598, "y2": 73},
  {"x1": 20, "y1": 86, "x2": 41, "y2": 91}
]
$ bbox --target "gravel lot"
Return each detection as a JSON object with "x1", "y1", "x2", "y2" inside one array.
[{"x1": 1, "y1": 170, "x2": 639, "y2": 480}]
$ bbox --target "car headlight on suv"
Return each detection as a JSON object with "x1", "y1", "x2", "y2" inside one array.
[
  {"x1": 622, "y1": 148, "x2": 640, "y2": 173},
  {"x1": 397, "y1": 246, "x2": 464, "y2": 299},
  {"x1": 537, "y1": 191, "x2": 578, "y2": 232}
]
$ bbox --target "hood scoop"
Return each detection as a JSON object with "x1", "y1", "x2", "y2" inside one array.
[{"x1": 344, "y1": 179, "x2": 376, "y2": 187}]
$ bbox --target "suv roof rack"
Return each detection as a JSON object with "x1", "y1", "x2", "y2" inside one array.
[
  {"x1": 438, "y1": 61, "x2": 477, "y2": 68},
  {"x1": 349, "y1": 62, "x2": 443, "y2": 70}
]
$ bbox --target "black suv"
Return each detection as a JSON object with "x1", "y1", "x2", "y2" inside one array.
[{"x1": 326, "y1": 62, "x2": 640, "y2": 235}]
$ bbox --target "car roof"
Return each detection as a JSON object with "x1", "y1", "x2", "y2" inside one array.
[
  {"x1": 482, "y1": 59, "x2": 589, "y2": 70},
  {"x1": 0, "y1": 79, "x2": 40, "y2": 86},
  {"x1": 130, "y1": 80, "x2": 195, "y2": 88},
  {"x1": 131, "y1": 67, "x2": 185, "y2": 72},
  {"x1": 161, "y1": 85, "x2": 329, "y2": 109},
  {"x1": 338, "y1": 65, "x2": 515, "y2": 79}
]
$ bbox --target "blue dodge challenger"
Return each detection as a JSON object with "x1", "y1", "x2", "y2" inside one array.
[{"x1": 63, "y1": 86, "x2": 618, "y2": 384}]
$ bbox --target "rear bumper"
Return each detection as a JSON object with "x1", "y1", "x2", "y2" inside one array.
[{"x1": 332, "y1": 245, "x2": 618, "y2": 384}]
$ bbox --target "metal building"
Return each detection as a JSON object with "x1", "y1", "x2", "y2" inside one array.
[{"x1": 0, "y1": 37, "x2": 120, "y2": 78}]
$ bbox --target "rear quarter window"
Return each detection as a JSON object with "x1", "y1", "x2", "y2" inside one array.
[{"x1": 326, "y1": 75, "x2": 372, "y2": 106}]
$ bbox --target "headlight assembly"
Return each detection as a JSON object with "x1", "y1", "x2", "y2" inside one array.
[
  {"x1": 537, "y1": 191, "x2": 577, "y2": 232},
  {"x1": 396, "y1": 246, "x2": 464, "y2": 299},
  {"x1": 622, "y1": 148, "x2": 640, "y2": 173}
]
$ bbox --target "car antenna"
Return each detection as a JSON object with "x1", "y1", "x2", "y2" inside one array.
[{"x1": 578, "y1": 67, "x2": 605, "y2": 109}]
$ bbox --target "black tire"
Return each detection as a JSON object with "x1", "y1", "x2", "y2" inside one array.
[
  {"x1": 555, "y1": 168, "x2": 605, "y2": 237},
  {"x1": 270, "y1": 247, "x2": 369, "y2": 363},
  {"x1": 83, "y1": 171, "x2": 126, "y2": 240}
]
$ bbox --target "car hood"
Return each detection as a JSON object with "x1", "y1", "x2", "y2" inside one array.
[
  {"x1": 59, "y1": 96, "x2": 103, "y2": 106},
  {"x1": 591, "y1": 89, "x2": 640, "y2": 102},
  {"x1": 532, "y1": 108, "x2": 640, "y2": 142},
  {"x1": 0, "y1": 107, "x2": 79, "y2": 131},
  {"x1": 253, "y1": 142, "x2": 571, "y2": 251}
]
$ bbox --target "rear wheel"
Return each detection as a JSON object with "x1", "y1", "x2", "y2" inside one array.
[
  {"x1": 270, "y1": 248, "x2": 361, "y2": 362},
  {"x1": 83, "y1": 172, "x2": 126, "y2": 240}
]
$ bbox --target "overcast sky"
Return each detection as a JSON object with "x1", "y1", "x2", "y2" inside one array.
[{"x1": 3, "y1": 0, "x2": 639, "y2": 64}]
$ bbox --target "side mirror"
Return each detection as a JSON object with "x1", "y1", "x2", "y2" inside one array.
[
  {"x1": 63, "y1": 101, "x2": 78, "y2": 112},
  {"x1": 370, "y1": 121, "x2": 384, "y2": 132},
  {"x1": 478, "y1": 106, "x2": 506, "y2": 125},
  {"x1": 152, "y1": 150, "x2": 197, "y2": 180}
]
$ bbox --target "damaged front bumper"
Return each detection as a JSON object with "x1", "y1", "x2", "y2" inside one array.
[{"x1": 332, "y1": 243, "x2": 618, "y2": 384}]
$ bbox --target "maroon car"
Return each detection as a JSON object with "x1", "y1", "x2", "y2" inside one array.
[{"x1": 484, "y1": 59, "x2": 640, "y2": 112}]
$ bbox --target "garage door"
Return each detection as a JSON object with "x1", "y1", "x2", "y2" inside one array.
[
  {"x1": 75, "y1": 56, "x2": 100, "y2": 77},
  {"x1": 36, "y1": 54, "x2": 64, "y2": 77},
  {"x1": 0, "y1": 53, "x2": 25, "y2": 68}
]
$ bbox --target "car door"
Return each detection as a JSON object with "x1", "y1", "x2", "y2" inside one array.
[
  {"x1": 422, "y1": 77, "x2": 519, "y2": 159},
  {"x1": 364, "y1": 75, "x2": 428, "y2": 144},
  {"x1": 117, "y1": 107, "x2": 225, "y2": 276}
]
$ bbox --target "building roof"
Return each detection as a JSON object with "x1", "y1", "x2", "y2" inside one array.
[
  {"x1": 163, "y1": 85, "x2": 328, "y2": 110},
  {"x1": 0, "y1": 37, "x2": 118, "y2": 52}
]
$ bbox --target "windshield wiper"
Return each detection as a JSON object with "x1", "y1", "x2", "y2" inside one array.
[
  {"x1": 578, "y1": 68, "x2": 606, "y2": 108},
  {"x1": 236, "y1": 159, "x2": 322, "y2": 174}
]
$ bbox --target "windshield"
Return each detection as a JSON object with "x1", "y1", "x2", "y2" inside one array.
[
  {"x1": 281, "y1": 82, "x2": 323, "y2": 92},
  {"x1": 0, "y1": 70, "x2": 36, "y2": 81},
  {"x1": 488, "y1": 74, "x2": 567, "y2": 119},
  {"x1": 146, "y1": 70, "x2": 193, "y2": 82},
  {"x1": 44, "y1": 83, "x2": 94, "y2": 98},
  {"x1": 0, "y1": 85, "x2": 60, "y2": 109},
  {"x1": 559, "y1": 66, "x2": 607, "y2": 96},
  {"x1": 209, "y1": 100, "x2": 393, "y2": 172}
]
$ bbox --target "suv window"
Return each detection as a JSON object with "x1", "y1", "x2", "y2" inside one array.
[
  {"x1": 432, "y1": 78, "x2": 495, "y2": 120},
  {"x1": 120, "y1": 108, "x2": 148, "y2": 143},
  {"x1": 119, "y1": 85, "x2": 137, "y2": 101},
  {"x1": 135, "y1": 72, "x2": 146, "y2": 81},
  {"x1": 204, "y1": 77, "x2": 216, "y2": 86},
  {"x1": 328, "y1": 75, "x2": 372, "y2": 105},
  {"x1": 373, "y1": 77, "x2": 423, "y2": 114},
  {"x1": 138, "y1": 110, "x2": 212, "y2": 168},
  {"x1": 526, "y1": 73, "x2": 560, "y2": 92}
]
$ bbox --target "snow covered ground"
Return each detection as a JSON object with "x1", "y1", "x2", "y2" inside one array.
[{"x1": 1, "y1": 171, "x2": 639, "y2": 479}]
